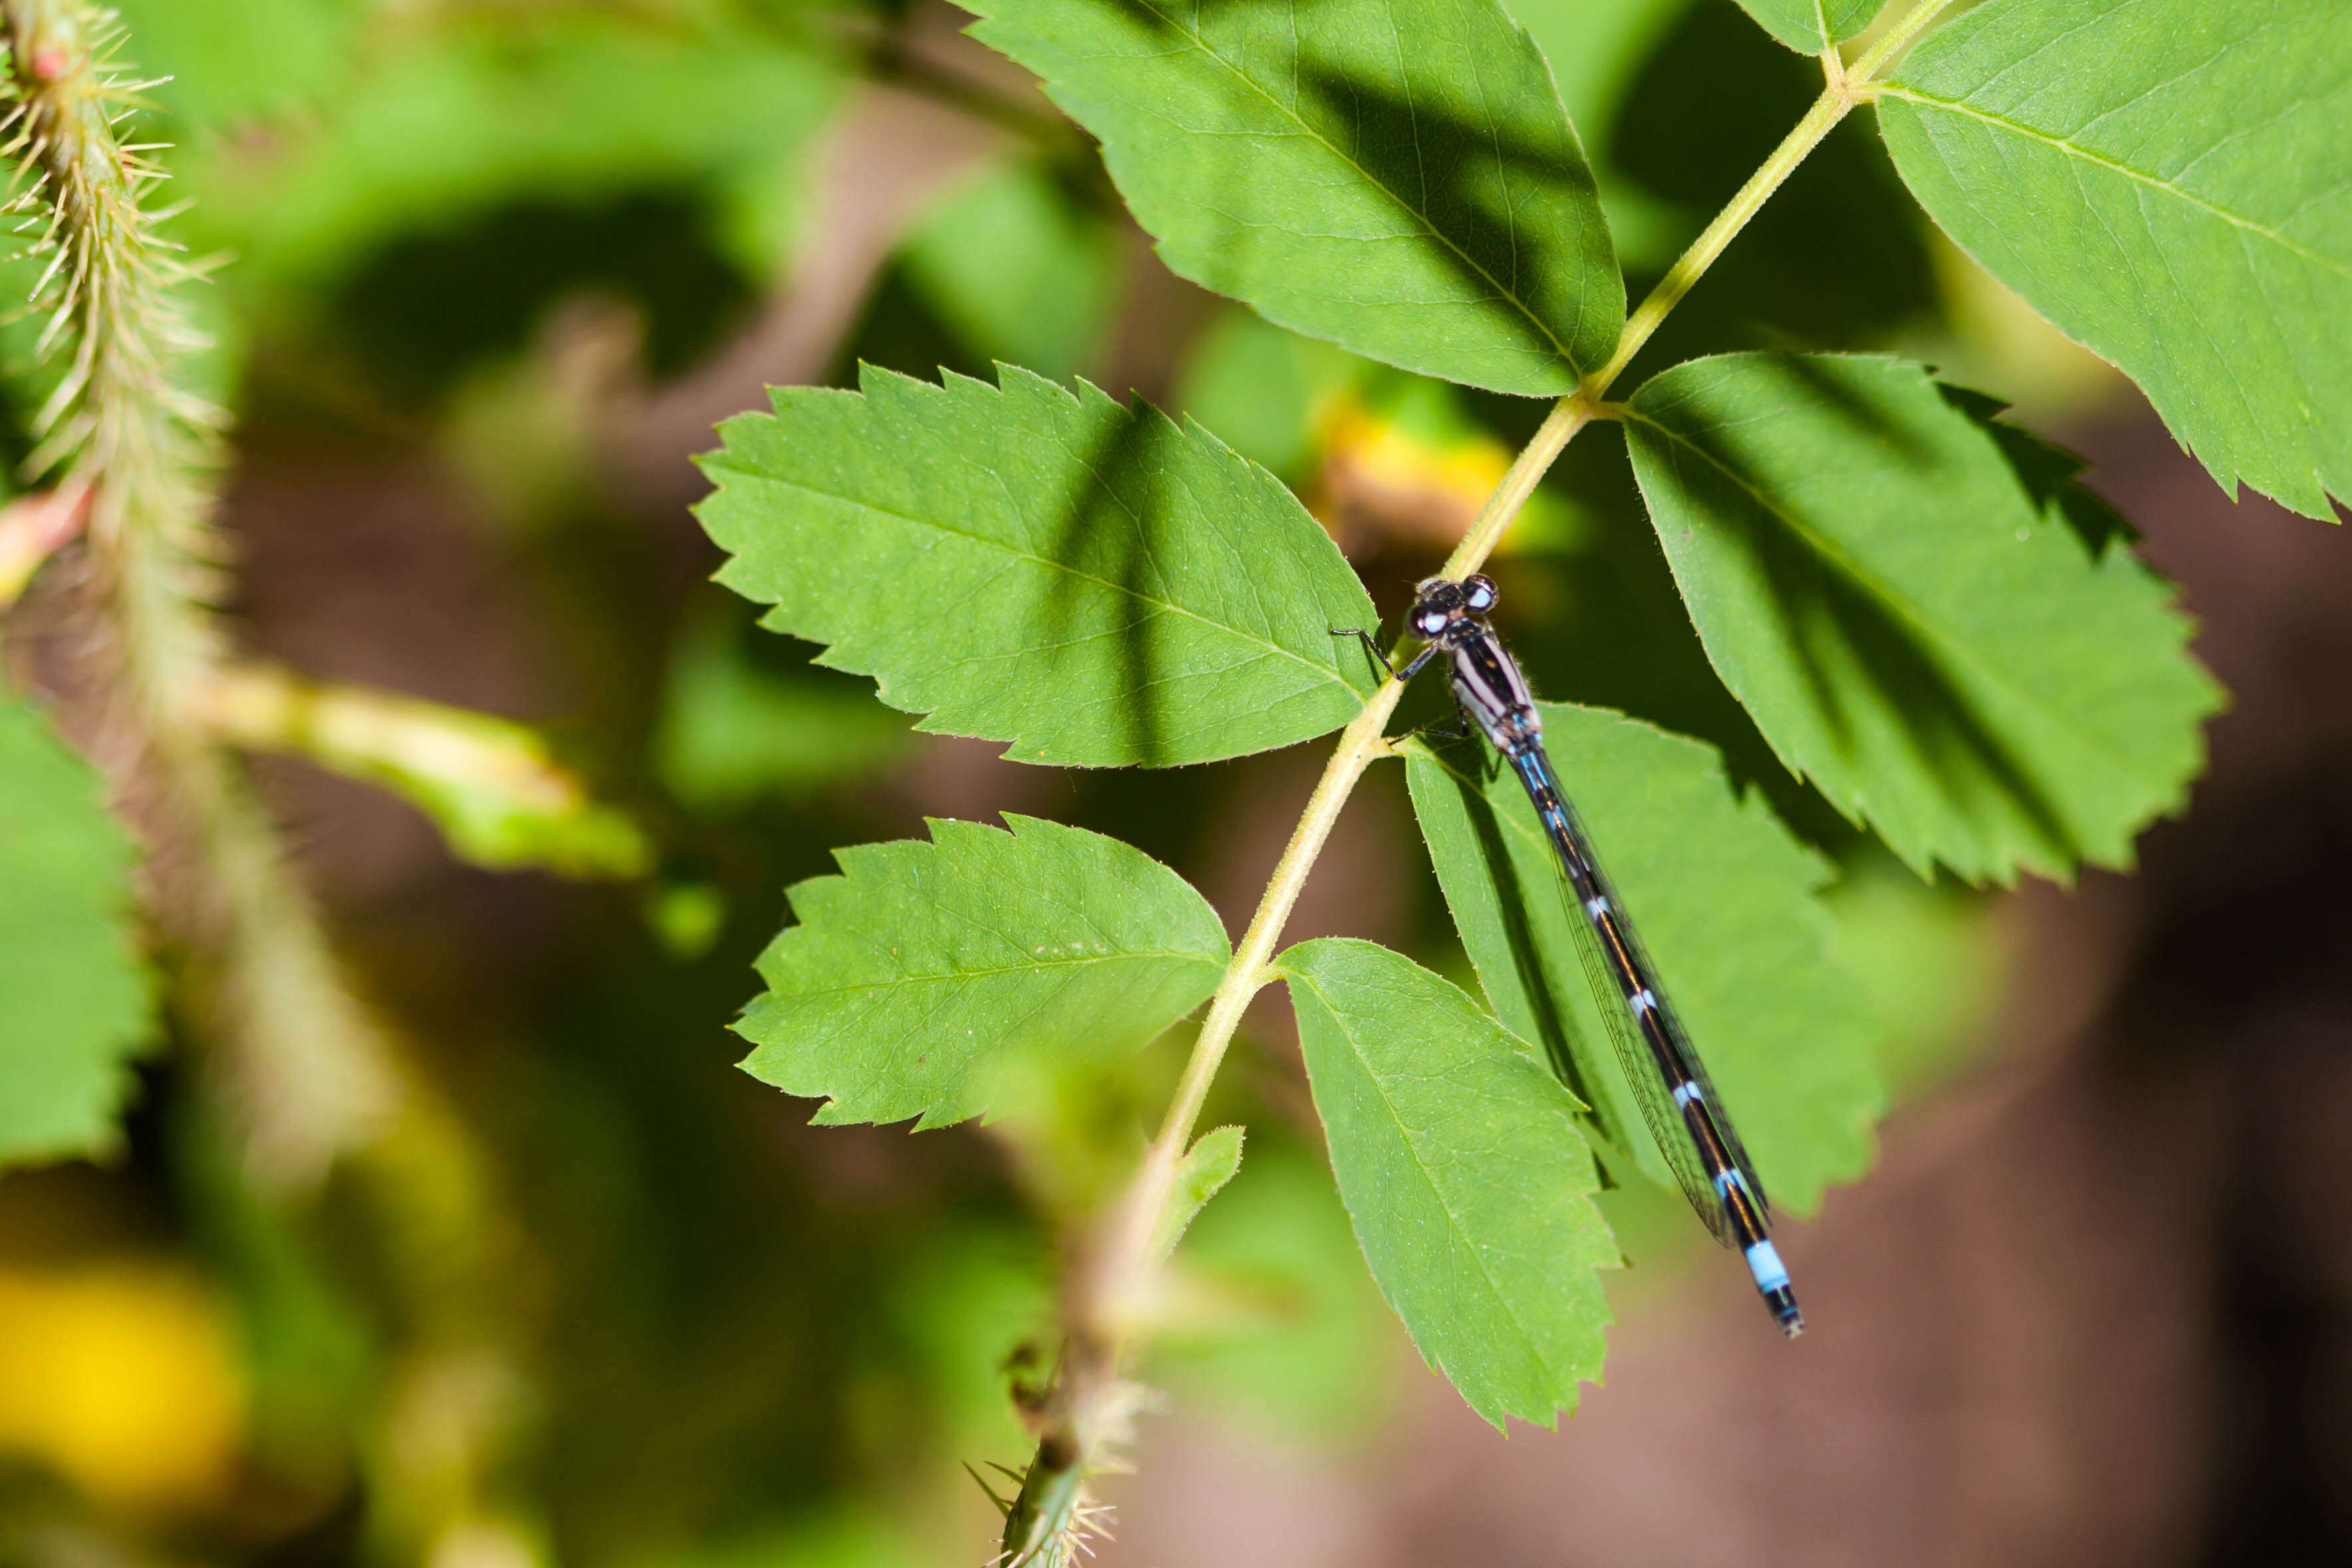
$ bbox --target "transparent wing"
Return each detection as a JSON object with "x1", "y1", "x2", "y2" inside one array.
[{"x1": 1507, "y1": 749, "x2": 1770, "y2": 1245}]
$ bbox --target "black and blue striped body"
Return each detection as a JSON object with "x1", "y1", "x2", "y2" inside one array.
[
  {"x1": 1502, "y1": 745, "x2": 1801, "y2": 1336},
  {"x1": 1374, "y1": 575, "x2": 1803, "y2": 1337}
]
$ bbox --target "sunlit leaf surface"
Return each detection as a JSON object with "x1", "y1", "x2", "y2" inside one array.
[
  {"x1": 700, "y1": 365, "x2": 1378, "y2": 767},
  {"x1": 1877, "y1": 0, "x2": 2352, "y2": 519},
  {"x1": 1731, "y1": 0, "x2": 1883, "y2": 53},
  {"x1": 739, "y1": 815, "x2": 1230, "y2": 1127},
  {"x1": 1278, "y1": 937, "x2": 1615, "y2": 1428}
]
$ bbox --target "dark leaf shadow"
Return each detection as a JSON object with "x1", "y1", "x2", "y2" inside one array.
[
  {"x1": 1037, "y1": 380, "x2": 1179, "y2": 766},
  {"x1": 1938, "y1": 382, "x2": 2142, "y2": 557},
  {"x1": 1605, "y1": 0, "x2": 1936, "y2": 376},
  {"x1": 1420, "y1": 735, "x2": 1621, "y2": 1139},
  {"x1": 1097, "y1": 0, "x2": 1611, "y2": 382},
  {"x1": 1630, "y1": 374, "x2": 2079, "y2": 870}
]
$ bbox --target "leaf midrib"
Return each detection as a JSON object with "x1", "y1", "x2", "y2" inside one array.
[
  {"x1": 1873, "y1": 85, "x2": 2352, "y2": 283},
  {"x1": 1620, "y1": 401, "x2": 2145, "y2": 783},
  {"x1": 1096, "y1": 0, "x2": 1587, "y2": 373},
  {"x1": 773, "y1": 946, "x2": 1226, "y2": 1004},
  {"x1": 711, "y1": 461, "x2": 1367, "y2": 699}
]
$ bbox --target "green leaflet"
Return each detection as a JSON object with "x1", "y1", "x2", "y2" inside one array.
[
  {"x1": 1277, "y1": 938, "x2": 1615, "y2": 1429},
  {"x1": 738, "y1": 815, "x2": 1230, "y2": 1128},
  {"x1": 1150, "y1": 1125, "x2": 1245, "y2": 1260},
  {"x1": 698, "y1": 365, "x2": 1379, "y2": 767},
  {"x1": 0, "y1": 700, "x2": 154, "y2": 1166},
  {"x1": 1730, "y1": 0, "x2": 1883, "y2": 53},
  {"x1": 1404, "y1": 704, "x2": 1881, "y2": 1214},
  {"x1": 958, "y1": 0, "x2": 1623, "y2": 396},
  {"x1": 1876, "y1": 0, "x2": 2352, "y2": 521},
  {"x1": 1623, "y1": 353, "x2": 2222, "y2": 883}
]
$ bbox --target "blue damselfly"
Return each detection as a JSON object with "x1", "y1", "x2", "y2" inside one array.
[{"x1": 1339, "y1": 574, "x2": 1803, "y2": 1337}]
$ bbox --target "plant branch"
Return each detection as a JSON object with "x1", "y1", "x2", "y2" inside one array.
[
  {"x1": 1849, "y1": 0, "x2": 1960, "y2": 82},
  {"x1": 1, "y1": 0, "x2": 397, "y2": 1184},
  {"x1": 1004, "y1": 0, "x2": 1958, "y2": 1553}
]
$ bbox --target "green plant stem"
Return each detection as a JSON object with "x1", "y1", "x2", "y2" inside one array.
[
  {"x1": 1114, "y1": 685, "x2": 1406, "y2": 1267},
  {"x1": 1587, "y1": 74, "x2": 1855, "y2": 400},
  {"x1": 1011, "y1": 0, "x2": 1958, "y2": 1549},
  {"x1": 3, "y1": 0, "x2": 397, "y2": 1184},
  {"x1": 1849, "y1": 0, "x2": 1959, "y2": 81}
]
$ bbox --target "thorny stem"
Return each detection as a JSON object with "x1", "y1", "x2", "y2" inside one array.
[
  {"x1": 1, "y1": 0, "x2": 396, "y2": 1182},
  {"x1": 999, "y1": 0, "x2": 1961, "y2": 1550}
]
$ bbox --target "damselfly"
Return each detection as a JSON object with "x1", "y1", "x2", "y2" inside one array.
[{"x1": 1337, "y1": 573, "x2": 1803, "y2": 1337}]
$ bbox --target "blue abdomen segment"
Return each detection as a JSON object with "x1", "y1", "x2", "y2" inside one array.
[
  {"x1": 1500, "y1": 738, "x2": 1805, "y2": 1339},
  {"x1": 1744, "y1": 1240, "x2": 1805, "y2": 1337}
]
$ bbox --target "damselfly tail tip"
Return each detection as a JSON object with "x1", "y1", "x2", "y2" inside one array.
[{"x1": 1744, "y1": 1240, "x2": 1803, "y2": 1338}]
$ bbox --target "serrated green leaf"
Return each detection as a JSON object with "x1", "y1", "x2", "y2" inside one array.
[
  {"x1": 1730, "y1": 0, "x2": 1883, "y2": 53},
  {"x1": 1150, "y1": 1125, "x2": 1245, "y2": 1260},
  {"x1": 738, "y1": 815, "x2": 1230, "y2": 1128},
  {"x1": 1623, "y1": 353, "x2": 2221, "y2": 882},
  {"x1": 1404, "y1": 704, "x2": 1880, "y2": 1213},
  {"x1": 1275, "y1": 938, "x2": 1615, "y2": 1428},
  {"x1": 0, "y1": 700, "x2": 153, "y2": 1166},
  {"x1": 958, "y1": 0, "x2": 1624, "y2": 395},
  {"x1": 698, "y1": 364, "x2": 1380, "y2": 767},
  {"x1": 1875, "y1": 0, "x2": 2352, "y2": 520}
]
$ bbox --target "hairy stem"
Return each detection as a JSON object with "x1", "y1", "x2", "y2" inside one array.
[
  {"x1": 1006, "y1": 0, "x2": 1955, "y2": 1551},
  {"x1": 3, "y1": 0, "x2": 396, "y2": 1183}
]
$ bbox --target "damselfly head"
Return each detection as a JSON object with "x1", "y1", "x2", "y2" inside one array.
[{"x1": 1407, "y1": 575, "x2": 1500, "y2": 639}]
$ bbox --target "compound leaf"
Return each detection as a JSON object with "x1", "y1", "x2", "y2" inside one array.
[
  {"x1": 739, "y1": 815, "x2": 1230, "y2": 1127},
  {"x1": 1732, "y1": 0, "x2": 1883, "y2": 53},
  {"x1": 1623, "y1": 354, "x2": 2222, "y2": 882},
  {"x1": 698, "y1": 365, "x2": 1379, "y2": 767},
  {"x1": 1276, "y1": 937, "x2": 1615, "y2": 1428},
  {"x1": 1876, "y1": 0, "x2": 2352, "y2": 520},
  {"x1": 958, "y1": 0, "x2": 1623, "y2": 395},
  {"x1": 1405, "y1": 704, "x2": 1881, "y2": 1214},
  {"x1": 0, "y1": 700, "x2": 153, "y2": 1166}
]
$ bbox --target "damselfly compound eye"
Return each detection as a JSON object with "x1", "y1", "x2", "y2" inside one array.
[
  {"x1": 1462, "y1": 575, "x2": 1498, "y2": 613},
  {"x1": 1413, "y1": 606, "x2": 1449, "y2": 638}
]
